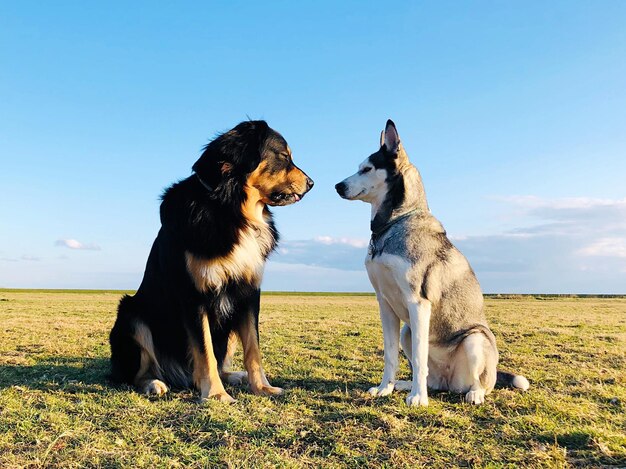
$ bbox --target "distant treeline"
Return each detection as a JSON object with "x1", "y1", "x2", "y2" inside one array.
[
  {"x1": 0, "y1": 289, "x2": 624, "y2": 298},
  {"x1": 270, "y1": 292, "x2": 626, "y2": 298},
  {"x1": 485, "y1": 293, "x2": 626, "y2": 299}
]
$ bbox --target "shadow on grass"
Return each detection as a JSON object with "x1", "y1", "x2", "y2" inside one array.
[
  {"x1": 0, "y1": 359, "x2": 379, "y2": 400},
  {"x1": 0, "y1": 359, "x2": 512, "y2": 413},
  {"x1": 538, "y1": 430, "x2": 592, "y2": 450},
  {"x1": 0, "y1": 356, "x2": 112, "y2": 393},
  {"x1": 273, "y1": 376, "x2": 374, "y2": 393}
]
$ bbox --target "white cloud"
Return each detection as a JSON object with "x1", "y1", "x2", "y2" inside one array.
[
  {"x1": 497, "y1": 196, "x2": 626, "y2": 233},
  {"x1": 264, "y1": 261, "x2": 370, "y2": 292},
  {"x1": 4, "y1": 195, "x2": 623, "y2": 293},
  {"x1": 451, "y1": 195, "x2": 626, "y2": 293},
  {"x1": 271, "y1": 237, "x2": 367, "y2": 271},
  {"x1": 314, "y1": 235, "x2": 369, "y2": 249},
  {"x1": 55, "y1": 238, "x2": 101, "y2": 251},
  {"x1": 270, "y1": 196, "x2": 626, "y2": 293},
  {"x1": 577, "y1": 237, "x2": 626, "y2": 259},
  {"x1": 495, "y1": 195, "x2": 626, "y2": 211}
]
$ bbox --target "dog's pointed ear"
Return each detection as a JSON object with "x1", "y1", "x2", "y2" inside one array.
[
  {"x1": 382, "y1": 119, "x2": 400, "y2": 155},
  {"x1": 379, "y1": 130, "x2": 385, "y2": 148}
]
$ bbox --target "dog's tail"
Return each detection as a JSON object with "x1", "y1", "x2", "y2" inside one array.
[{"x1": 496, "y1": 370, "x2": 530, "y2": 391}]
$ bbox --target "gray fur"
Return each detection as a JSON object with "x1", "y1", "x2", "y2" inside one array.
[
  {"x1": 336, "y1": 119, "x2": 529, "y2": 405},
  {"x1": 373, "y1": 208, "x2": 490, "y2": 345},
  {"x1": 366, "y1": 146, "x2": 491, "y2": 345}
]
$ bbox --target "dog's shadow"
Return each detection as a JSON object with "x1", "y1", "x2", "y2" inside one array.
[
  {"x1": 0, "y1": 356, "x2": 112, "y2": 393},
  {"x1": 0, "y1": 358, "x2": 376, "y2": 400},
  {"x1": 0, "y1": 359, "x2": 497, "y2": 410}
]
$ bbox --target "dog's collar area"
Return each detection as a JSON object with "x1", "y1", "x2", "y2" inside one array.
[
  {"x1": 195, "y1": 173, "x2": 214, "y2": 192},
  {"x1": 371, "y1": 208, "x2": 419, "y2": 238},
  {"x1": 369, "y1": 209, "x2": 420, "y2": 257}
]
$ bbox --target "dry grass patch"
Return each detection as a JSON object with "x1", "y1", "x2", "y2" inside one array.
[{"x1": 0, "y1": 291, "x2": 624, "y2": 467}]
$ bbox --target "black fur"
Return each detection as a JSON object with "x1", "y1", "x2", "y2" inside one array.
[
  {"x1": 109, "y1": 120, "x2": 302, "y2": 390},
  {"x1": 496, "y1": 370, "x2": 520, "y2": 388},
  {"x1": 369, "y1": 137, "x2": 406, "y2": 234}
]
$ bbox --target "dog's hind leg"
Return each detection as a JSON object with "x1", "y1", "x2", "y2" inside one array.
[
  {"x1": 109, "y1": 296, "x2": 168, "y2": 397},
  {"x1": 110, "y1": 300, "x2": 140, "y2": 385},
  {"x1": 220, "y1": 332, "x2": 249, "y2": 386},
  {"x1": 133, "y1": 322, "x2": 169, "y2": 397},
  {"x1": 462, "y1": 333, "x2": 486, "y2": 405},
  {"x1": 369, "y1": 298, "x2": 401, "y2": 397},
  {"x1": 450, "y1": 332, "x2": 497, "y2": 405}
]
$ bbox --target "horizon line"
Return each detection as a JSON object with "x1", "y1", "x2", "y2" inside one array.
[{"x1": 1, "y1": 288, "x2": 625, "y2": 298}]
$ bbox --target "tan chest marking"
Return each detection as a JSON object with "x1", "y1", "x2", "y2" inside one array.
[{"x1": 186, "y1": 224, "x2": 274, "y2": 292}]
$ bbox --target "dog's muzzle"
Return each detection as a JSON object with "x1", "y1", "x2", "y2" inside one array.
[
  {"x1": 335, "y1": 182, "x2": 347, "y2": 198},
  {"x1": 269, "y1": 177, "x2": 314, "y2": 206}
]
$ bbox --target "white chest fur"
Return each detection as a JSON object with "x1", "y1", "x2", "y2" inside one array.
[
  {"x1": 186, "y1": 224, "x2": 274, "y2": 292},
  {"x1": 366, "y1": 253, "x2": 414, "y2": 323}
]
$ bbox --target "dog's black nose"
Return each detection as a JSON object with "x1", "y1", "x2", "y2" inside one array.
[
  {"x1": 335, "y1": 182, "x2": 346, "y2": 197},
  {"x1": 306, "y1": 177, "x2": 314, "y2": 191}
]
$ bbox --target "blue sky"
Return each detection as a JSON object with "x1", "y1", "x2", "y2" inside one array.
[{"x1": 1, "y1": 1, "x2": 625, "y2": 292}]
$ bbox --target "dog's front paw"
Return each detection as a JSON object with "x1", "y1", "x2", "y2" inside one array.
[
  {"x1": 252, "y1": 385, "x2": 284, "y2": 396},
  {"x1": 368, "y1": 382, "x2": 394, "y2": 397},
  {"x1": 465, "y1": 389, "x2": 485, "y2": 405},
  {"x1": 406, "y1": 392, "x2": 428, "y2": 407},
  {"x1": 199, "y1": 391, "x2": 236, "y2": 404}
]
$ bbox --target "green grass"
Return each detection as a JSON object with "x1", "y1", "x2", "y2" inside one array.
[{"x1": 0, "y1": 291, "x2": 624, "y2": 467}]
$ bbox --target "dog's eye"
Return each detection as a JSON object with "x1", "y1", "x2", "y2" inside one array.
[{"x1": 361, "y1": 167, "x2": 372, "y2": 174}]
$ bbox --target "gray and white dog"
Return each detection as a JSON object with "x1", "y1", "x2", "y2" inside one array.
[{"x1": 335, "y1": 120, "x2": 529, "y2": 406}]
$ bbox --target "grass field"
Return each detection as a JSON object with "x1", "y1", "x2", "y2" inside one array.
[{"x1": 0, "y1": 290, "x2": 624, "y2": 467}]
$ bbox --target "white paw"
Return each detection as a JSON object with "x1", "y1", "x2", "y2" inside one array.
[
  {"x1": 143, "y1": 379, "x2": 168, "y2": 397},
  {"x1": 199, "y1": 391, "x2": 236, "y2": 404},
  {"x1": 406, "y1": 392, "x2": 428, "y2": 407},
  {"x1": 394, "y1": 380, "x2": 412, "y2": 391},
  {"x1": 465, "y1": 389, "x2": 486, "y2": 405},
  {"x1": 368, "y1": 383, "x2": 394, "y2": 397},
  {"x1": 251, "y1": 385, "x2": 284, "y2": 396},
  {"x1": 224, "y1": 371, "x2": 248, "y2": 386}
]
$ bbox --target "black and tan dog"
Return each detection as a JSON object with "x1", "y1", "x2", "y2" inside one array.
[{"x1": 109, "y1": 120, "x2": 313, "y2": 403}]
